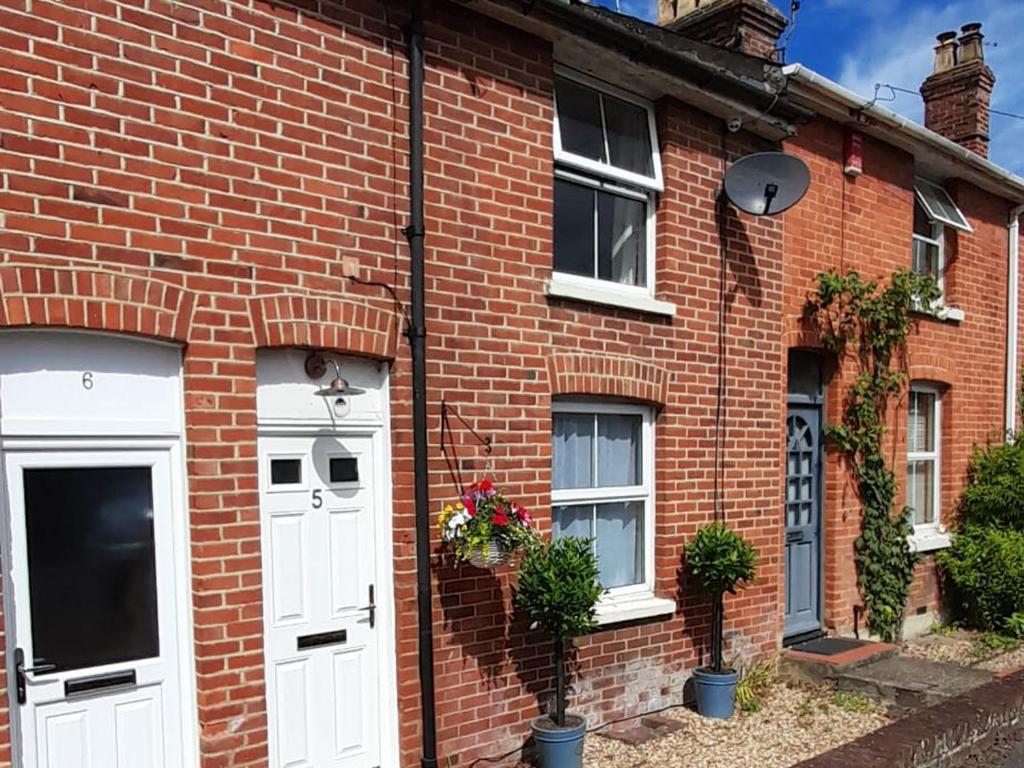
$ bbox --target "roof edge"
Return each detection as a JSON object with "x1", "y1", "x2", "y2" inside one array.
[
  {"x1": 449, "y1": 0, "x2": 812, "y2": 135},
  {"x1": 783, "y1": 64, "x2": 1024, "y2": 204}
]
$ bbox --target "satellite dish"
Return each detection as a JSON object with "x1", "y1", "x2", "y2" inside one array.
[{"x1": 723, "y1": 152, "x2": 811, "y2": 216}]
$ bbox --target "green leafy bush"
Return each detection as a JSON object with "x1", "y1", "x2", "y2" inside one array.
[
  {"x1": 685, "y1": 523, "x2": 756, "y2": 595},
  {"x1": 1006, "y1": 613, "x2": 1024, "y2": 639},
  {"x1": 938, "y1": 525, "x2": 1024, "y2": 632},
  {"x1": 959, "y1": 440, "x2": 1024, "y2": 530},
  {"x1": 515, "y1": 537, "x2": 602, "y2": 726},
  {"x1": 685, "y1": 523, "x2": 756, "y2": 673}
]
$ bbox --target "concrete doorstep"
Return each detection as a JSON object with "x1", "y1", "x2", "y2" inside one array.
[
  {"x1": 793, "y1": 669, "x2": 1024, "y2": 768},
  {"x1": 836, "y1": 655, "x2": 993, "y2": 710}
]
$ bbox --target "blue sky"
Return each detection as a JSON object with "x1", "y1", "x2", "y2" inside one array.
[{"x1": 591, "y1": 0, "x2": 1024, "y2": 174}]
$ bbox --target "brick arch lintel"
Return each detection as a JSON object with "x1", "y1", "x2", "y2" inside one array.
[
  {"x1": 907, "y1": 351, "x2": 957, "y2": 387},
  {"x1": 249, "y1": 293, "x2": 398, "y2": 360},
  {"x1": 0, "y1": 265, "x2": 195, "y2": 342},
  {"x1": 547, "y1": 353, "x2": 671, "y2": 406}
]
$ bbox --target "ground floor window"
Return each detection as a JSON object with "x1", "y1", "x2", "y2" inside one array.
[
  {"x1": 551, "y1": 400, "x2": 654, "y2": 600},
  {"x1": 907, "y1": 385, "x2": 941, "y2": 532}
]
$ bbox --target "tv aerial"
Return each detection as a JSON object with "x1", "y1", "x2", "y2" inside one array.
[{"x1": 723, "y1": 152, "x2": 811, "y2": 216}]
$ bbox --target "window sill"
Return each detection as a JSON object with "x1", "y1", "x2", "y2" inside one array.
[
  {"x1": 545, "y1": 274, "x2": 677, "y2": 317},
  {"x1": 594, "y1": 595, "x2": 676, "y2": 626},
  {"x1": 909, "y1": 530, "x2": 952, "y2": 553},
  {"x1": 912, "y1": 304, "x2": 965, "y2": 324}
]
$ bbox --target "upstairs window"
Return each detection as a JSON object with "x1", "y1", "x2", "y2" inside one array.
[
  {"x1": 553, "y1": 71, "x2": 662, "y2": 292},
  {"x1": 915, "y1": 180, "x2": 971, "y2": 233},
  {"x1": 912, "y1": 180, "x2": 971, "y2": 301},
  {"x1": 913, "y1": 198, "x2": 944, "y2": 293}
]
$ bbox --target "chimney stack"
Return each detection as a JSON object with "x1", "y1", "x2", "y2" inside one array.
[
  {"x1": 920, "y1": 23, "x2": 996, "y2": 158},
  {"x1": 658, "y1": 0, "x2": 787, "y2": 61}
]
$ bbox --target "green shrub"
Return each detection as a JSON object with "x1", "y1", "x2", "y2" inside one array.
[
  {"x1": 959, "y1": 439, "x2": 1024, "y2": 530},
  {"x1": 1007, "y1": 613, "x2": 1024, "y2": 639},
  {"x1": 938, "y1": 525, "x2": 1024, "y2": 631},
  {"x1": 685, "y1": 523, "x2": 757, "y2": 673},
  {"x1": 685, "y1": 523, "x2": 756, "y2": 596},
  {"x1": 516, "y1": 537, "x2": 602, "y2": 641},
  {"x1": 515, "y1": 537, "x2": 602, "y2": 726}
]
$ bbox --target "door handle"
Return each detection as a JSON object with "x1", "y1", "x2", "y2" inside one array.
[
  {"x1": 358, "y1": 585, "x2": 376, "y2": 629},
  {"x1": 15, "y1": 648, "x2": 56, "y2": 705}
]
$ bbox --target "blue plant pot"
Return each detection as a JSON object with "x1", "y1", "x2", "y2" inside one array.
[
  {"x1": 531, "y1": 714, "x2": 586, "y2": 768},
  {"x1": 693, "y1": 666, "x2": 740, "y2": 719}
]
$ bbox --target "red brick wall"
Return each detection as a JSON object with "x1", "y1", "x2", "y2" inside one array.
[
  {"x1": 0, "y1": 1, "x2": 408, "y2": 766},
  {"x1": 421, "y1": 21, "x2": 787, "y2": 761},
  {"x1": 782, "y1": 118, "x2": 1013, "y2": 635},
  {"x1": 0, "y1": 0, "x2": 792, "y2": 765}
]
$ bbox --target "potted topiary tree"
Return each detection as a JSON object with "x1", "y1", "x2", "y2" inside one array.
[
  {"x1": 684, "y1": 522, "x2": 757, "y2": 719},
  {"x1": 515, "y1": 537, "x2": 602, "y2": 768}
]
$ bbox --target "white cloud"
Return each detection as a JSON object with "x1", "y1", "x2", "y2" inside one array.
[{"x1": 836, "y1": 0, "x2": 1024, "y2": 174}]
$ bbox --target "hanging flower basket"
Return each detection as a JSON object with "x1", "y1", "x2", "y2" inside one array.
[
  {"x1": 438, "y1": 479, "x2": 536, "y2": 568},
  {"x1": 467, "y1": 538, "x2": 511, "y2": 568}
]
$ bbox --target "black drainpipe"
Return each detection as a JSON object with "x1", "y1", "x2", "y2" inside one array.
[{"x1": 406, "y1": 2, "x2": 439, "y2": 768}]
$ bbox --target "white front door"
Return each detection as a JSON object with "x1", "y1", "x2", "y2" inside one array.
[
  {"x1": 259, "y1": 433, "x2": 382, "y2": 768},
  {"x1": 5, "y1": 447, "x2": 184, "y2": 768}
]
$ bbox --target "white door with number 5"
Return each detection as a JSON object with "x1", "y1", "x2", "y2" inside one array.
[{"x1": 259, "y1": 433, "x2": 382, "y2": 768}]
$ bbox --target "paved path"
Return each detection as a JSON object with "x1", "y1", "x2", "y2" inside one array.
[
  {"x1": 1000, "y1": 742, "x2": 1024, "y2": 768},
  {"x1": 952, "y1": 723, "x2": 1024, "y2": 767}
]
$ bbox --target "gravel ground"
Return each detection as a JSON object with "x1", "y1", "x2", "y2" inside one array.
[
  {"x1": 901, "y1": 630, "x2": 1024, "y2": 673},
  {"x1": 584, "y1": 683, "x2": 890, "y2": 768}
]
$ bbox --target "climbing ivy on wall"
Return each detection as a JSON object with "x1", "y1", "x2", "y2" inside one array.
[{"x1": 807, "y1": 269, "x2": 941, "y2": 641}]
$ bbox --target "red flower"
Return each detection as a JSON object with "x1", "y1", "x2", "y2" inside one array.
[
  {"x1": 493, "y1": 508, "x2": 509, "y2": 527},
  {"x1": 479, "y1": 479, "x2": 494, "y2": 493},
  {"x1": 462, "y1": 496, "x2": 476, "y2": 517},
  {"x1": 516, "y1": 505, "x2": 533, "y2": 525}
]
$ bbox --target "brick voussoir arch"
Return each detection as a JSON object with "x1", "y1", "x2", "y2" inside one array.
[
  {"x1": 249, "y1": 293, "x2": 398, "y2": 360},
  {"x1": 547, "y1": 353, "x2": 671, "y2": 406},
  {"x1": 0, "y1": 265, "x2": 195, "y2": 341},
  {"x1": 907, "y1": 350, "x2": 957, "y2": 386}
]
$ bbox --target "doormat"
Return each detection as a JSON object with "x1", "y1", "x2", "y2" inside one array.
[{"x1": 792, "y1": 637, "x2": 871, "y2": 656}]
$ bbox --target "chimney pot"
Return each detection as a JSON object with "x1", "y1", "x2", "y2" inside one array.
[
  {"x1": 921, "y1": 23, "x2": 995, "y2": 158},
  {"x1": 933, "y1": 31, "x2": 959, "y2": 73},
  {"x1": 958, "y1": 22, "x2": 984, "y2": 63}
]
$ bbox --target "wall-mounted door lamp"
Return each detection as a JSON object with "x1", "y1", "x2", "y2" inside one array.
[{"x1": 305, "y1": 352, "x2": 365, "y2": 418}]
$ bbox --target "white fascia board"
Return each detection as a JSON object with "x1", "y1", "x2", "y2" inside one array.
[{"x1": 782, "y1": 64, "x2": 1024, "y2": 205}]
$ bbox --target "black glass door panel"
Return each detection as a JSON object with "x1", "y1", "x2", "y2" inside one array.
[{"x1": 23, "y1": 467, "x2": 159, "y2": 673}]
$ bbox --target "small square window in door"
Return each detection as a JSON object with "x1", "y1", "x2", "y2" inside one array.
[
  {"x1": 329, "y1": 457, "x2": 358, "y2": 483},
  {"x1": 23, "y1": 467, "x2": 159, "y2": 673},
  {"x1": 270, "y1": 458, "x2": 302, "y2": 485}
]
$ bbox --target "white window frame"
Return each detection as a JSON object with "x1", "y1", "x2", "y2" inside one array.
[
  {"x1": 551, "y1": 400, "x2": 674, "y2": 623},
  {"x1": 550, "y1": 68, "x2": 675, "y2": 315},
  {"x1": 907, "y1": 384, "x2": 949, "y2": 552},
  {"x1": 912, "y1": 200, "x2": 946, "y2": 301},
  {"x1": 915, "y1": 179, "x2": 972, "y2": 233},
  {"x1": 552, "y1": 67, "x2": 664, "y2": 193},
  {"x1": 552, "y1": 166, "x2": 659, "y2": 302}
]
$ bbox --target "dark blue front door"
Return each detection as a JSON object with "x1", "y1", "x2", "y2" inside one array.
[{"x1": 785, "y1": 404, "x2": 822, "y2": 638}]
